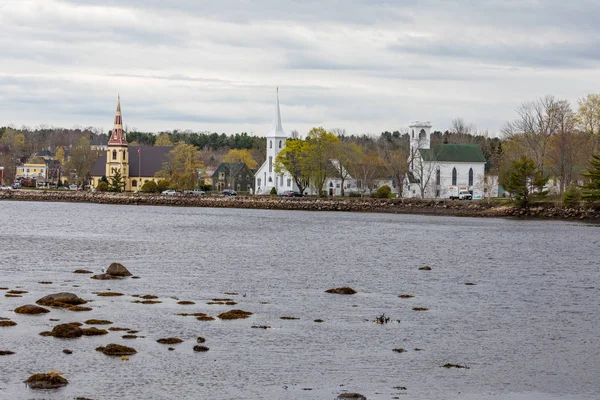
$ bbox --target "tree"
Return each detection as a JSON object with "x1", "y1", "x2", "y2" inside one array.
[
  {"x1": 67, "y1": 137, "x2": 97, "y2": 187},
  {"x1": 502, "y1": 95, "x2": 563, "y2": 172},
  {"x1": 351, "y1": 152, "x2": 386, "y2": 195},
  {"x1": 108, "y1": 170, "x2": 125, "y2": 192},
  {"x1": 412, "y1": 149, "x2": 439, "y2": 198},
  {"x1": 0, "y1": 128, "x2": 26, "y2": 183},
  {"x1": 304, "y1": 127, "x2": 339, "y2": 195},
  {"x1": 223, "y1": 149, "x2": 258, "y2": 169},
  {"x1": 157, "y1": 143, "x2": 204, "y2": 190},
  {"x1": 581, "y1": 154, "x2": 600, "y2": 203},
  {"x1": 503, "y1": 155, "x2": 548, "y2": 207},
  {"x1": 275, "y1": 139, "x2": 310, "y2": 195},
  {"x1": 96, "y1": 181, "x2": 108, "y2": 192},
  {"x1": 378, "y1": 136, "x2": 409, "y2": 196},
  {"x1": 451, "y1": 117, "x2": 476, "y2": 136},
  {"x1": 155, "y1": 134, "x2": 173, "y2": 146},
  {"x1": 577, "y1": 94, "x2": 600, "y2": 152},
  {"x1": 331, "y1": 141, "x2": 361, "y2": 196}
]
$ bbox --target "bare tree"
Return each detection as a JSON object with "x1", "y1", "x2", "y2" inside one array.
[
  {"x1": 451, "y1": 118, "x2": 476, "y2": 136},
  {"x1": 290, "y1": 130, "x2": 301, "y2": 140},
  {"x1": 412, "y1": 149, "x2": 439, "y2": 198},
  {"x1": 502, "y1": 95, "x2": 562, "y2": 172},
  {"x1": 378, "y1": 137, "x2": 409, "y2": 196}
]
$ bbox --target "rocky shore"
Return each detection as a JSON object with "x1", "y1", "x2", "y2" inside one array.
[{"x1": 1, "y1": 190, "x2": 599, "y2": 220}]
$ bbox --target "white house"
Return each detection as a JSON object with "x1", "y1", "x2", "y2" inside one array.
[
  {"x1": 255, "y1": 89, "x2": 296, "y2": 195},
  {"x1": 403, "y1": 121, "x2": 487, "y2": 199}
]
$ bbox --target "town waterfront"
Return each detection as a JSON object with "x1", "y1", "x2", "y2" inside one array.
[{"x1": 1, "y1": 201, "x2": 599, "y2": 399}]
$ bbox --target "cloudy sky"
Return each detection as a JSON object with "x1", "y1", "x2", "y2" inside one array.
[{"x1": 1, "y1": 0, "x2": 598, "y2": 137}]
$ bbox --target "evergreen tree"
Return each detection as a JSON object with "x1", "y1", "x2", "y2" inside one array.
[
  {"x1": 504, "y1": 155, "x2": 548, "y2": 208},
  {"x1": 108, "y1": 170, "x2": 125, "y2": 192},
  {"x1": 582, "y1": 154, "x2": 600, "y2": 203}
]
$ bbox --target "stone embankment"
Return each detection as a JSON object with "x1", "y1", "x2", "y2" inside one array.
[{"x1": 1, "y1": 190, "x2": 599, "y2": 220}]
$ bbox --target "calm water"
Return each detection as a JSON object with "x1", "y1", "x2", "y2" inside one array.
[{"x1": 0, "y1": 201, "x2": 598, "y2": 400}]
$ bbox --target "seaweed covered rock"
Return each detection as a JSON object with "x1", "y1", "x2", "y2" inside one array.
[
  {"x1": 14, "y1": 304, "x2": 50, "y2": 314},
  {"x1": 0, "y1": 320, "x2": 17, "y2": 327},
  {"x1": 96, "y1": 292, "x2": 124, "y2": 297},
  {"x1": 193, "y1": 345, "x2": 209, "y2": 352},
  {"x1": 0, "y1": 350, "x2": 16, "y2": 355},
  {"x1": 106, "y1": 263, "x2": 132, "y2": 277},
  {"x1": 326, "y1": 287, "x2": 357, "y2": 295},
  {"x1": 25, "y1": 372, "x2": 68, "y2": 389},
  {"x1": 419, "y1": 266, "x2": 432, "y2": 271},
  {"x1": 69, "y1": 306, "x2": 92, "y2": 312},
  {"x1": 36, "y1": 292, "x2": 87, "y2": 308},
  {"x1": 156, "y1": 338, "x2": 183, "y2": 344},
  {"x1": 96, "y1": 344, "x2": 137, "y2": 356},
  {"x1": 48, "y1": 323, "x2": 83, "y2": 338},
  {"x1": 85, "y1": 319, "x2": 113, "y2": 325},
  {"x1": 73, "y1": 269, "x2": 93, "y2": 274},
  {"x1": 90, "y1": 274, "x2": 121, "y2": 280},
  {"x1": 337, "y1": 393, "x2": 367, "y2": 399},
  {"x1": 217, "y1": 309, "x2": 253, "y2": 320},
  {"x1": 82, "y1": 327, "x2": 109, "y2": 336}
]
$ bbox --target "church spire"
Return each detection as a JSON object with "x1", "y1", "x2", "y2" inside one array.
[
  {"x1": 108, "y1": 95, "x2": 128, "y2": 146},
  {"x1": 270, "y1": 87, "x2": 285, "y2": 136}
]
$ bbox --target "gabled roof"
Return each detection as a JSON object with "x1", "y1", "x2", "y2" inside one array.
[
  {"x1": 91, "y1": 146, "x2": 173, "y2": 178},
  {"x1": 211, "y1": 162, "x2": 251, "y2": 178},
  {"x1": 420, "y1": 144, "x2": 486, "y2": 163}
]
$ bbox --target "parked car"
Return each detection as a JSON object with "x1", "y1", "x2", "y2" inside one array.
[
  {"x1": 279, "y1": 190, "x2": 303, "y2": 197},
  {"x1": 183, "y1": 190, "x2": 205, "y2": 195},
  {"x1": 69, "y1": 185, "x2": 78, "y2": 191},
  {"x1": 58, "y1": 186, "x2": 69, "y2": 190},
  {"x1": 0, "y1": 185, "x2": 12, "y2": 190},
  {"x1": 161, "y1": 189, "x2": 177, "y2": 196},
  {"x1": 222, "y1": 189, "x2": 237, "y2": 196}
]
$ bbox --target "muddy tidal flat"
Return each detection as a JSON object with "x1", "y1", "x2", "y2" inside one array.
[{"x1": 0, "y1": 201, "x2": 599, "y2": 400}]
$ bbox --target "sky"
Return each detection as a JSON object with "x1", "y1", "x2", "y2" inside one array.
[{"x1": 1, "y1": 0, "x2": 599, "y2": 137}]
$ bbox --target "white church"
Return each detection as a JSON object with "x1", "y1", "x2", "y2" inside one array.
[
  {"x1": 403, "y1": 121, "x2": 487, "y2": 198},
  {"x1": 254, "y1": 90, "x2": 296, "y2": 195}
]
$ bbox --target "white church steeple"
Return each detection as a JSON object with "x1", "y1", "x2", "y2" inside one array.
[{"x1": 269, "y1": 87, "x2": 286, "y2": 137}]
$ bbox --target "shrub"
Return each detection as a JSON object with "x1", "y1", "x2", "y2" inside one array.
[
  {"x1": 270, "y1": 187, "x2": 277, "y2": 195},
  {"x1": 141, "y1": 181, "x2": 158, "y2": 193},
  {"x1": 373, "y1": 185, "x2": 391, "y2": 199},
  {"x1": 156, "y1": 180, "x2": 171, "y2": 192},
  {"x1": 563, "y1": 185, "x2": 581, "y2": 208},
  {"x1": 348, "y1": 192, "x2": 361, "y2": 198},
  {"x1": 96, "y1": 181, "x2": 108, "y2": 192}
]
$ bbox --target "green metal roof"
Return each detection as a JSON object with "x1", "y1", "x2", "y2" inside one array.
[{"x1": 420, "y1": 144, "x2": 486, "y2": 163}]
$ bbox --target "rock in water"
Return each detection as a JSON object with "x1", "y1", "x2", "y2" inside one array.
[
  {"x1": 36, "y1": 292, "x2": 87, "y2": 308},
  {"x1": 96, "y1": 344, "x2": 137, "y2": 356},
  {"x1": 49, "y1": 323, "x2": 83, "y2": 338},
  {"x1": 90, "y1": 274, "x2": 121, "y2": 280},
  {"x1": 106, "y1": 263, "x2": 132, "y2": 277},
  {"x1": 25, "y1": 373, "x2": 69, "y2": 389},
  {"x1": 14, "y1": 304, "x2": 50, "y2": 314},
  {"x1": 325, "y1": 287, "x2": 357, "y2": 295},
  {"x1": 337, "y1": 394, "x2": 367, "y2": 399}
]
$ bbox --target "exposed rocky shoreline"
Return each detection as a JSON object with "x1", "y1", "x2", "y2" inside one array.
[{"x1": 1, "y1": 190, "x2": 599, "y2": 220}]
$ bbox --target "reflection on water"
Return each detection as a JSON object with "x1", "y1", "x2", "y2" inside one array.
[{"x1": 0, "y1": 201, "x2": 599, "y2": 400}]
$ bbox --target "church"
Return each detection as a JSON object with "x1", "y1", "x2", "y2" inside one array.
[
  {"x1": 254, "y1": 89, "x2": 296, "y2": 195},
  {"x1": 403, "y1": 121, "x2": 487, "y2": 198},
  {"x1": 91, "y1": 97, "x2": 171, "y2": 191}
]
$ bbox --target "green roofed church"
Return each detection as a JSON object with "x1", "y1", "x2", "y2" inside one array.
[{"x1": 403, "y1": 121, "x2": 487, "y2": 199}]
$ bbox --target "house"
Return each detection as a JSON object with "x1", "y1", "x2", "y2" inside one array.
[
  {"x1": 212, "y1": 162, "x2": 255, "y2": 192},
  {"x1": 403, "y1": 121, "x2": 487, "y2": 198},
  {"x1": 90, "y1": 97, "x2": 172, "y2": 191},
  {"x1": 15, "y1": 163, "x2": 48, "y2": 180},
  {"x1": 36, "y1": 150, "x2": 54, "y2": 161}
]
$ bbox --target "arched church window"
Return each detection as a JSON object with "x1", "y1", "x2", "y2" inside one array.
[
  {"x1": 269, "y1": 156, "x2": 273, "y2": 173},
  {"x1": 112, "y1": 150, "x2": 117, "y2": 160},
  {"x1": 419, "y1": 129, "x2": 426, "y2": 140},
  {"x1": 279, "y1": 140, "x2": 282, "y2": 148},
  {"x1": 268, "y1": 177, "x2": 272, "y2": 182},
  {"x1": 412, "y1": 129, "x2": 414, "y2": 138},
  {"x1": 329, "y1": 182, "x2": 333, "y2": 188},
  {"x1": 452, "y1": 167, "x2": 457, "y2": 185},
  {"x1": 468, "y1": 168, "x2": 474, "y2": 186},
  {"x1": 280, "y1": 176, "x2": 283, "y2": 185},
  {"x1": 436, "y1": 168, "x2": 441, "y2": 185},
  {"x1": 287, "y1": 179, "x2": 291, "y2": 187},
  {"x1": 123, "y1": 150, "x2": 126, "y2": 160},
  {"x1": 270, "y1": 140, "x2": 272, "y2": 149},
  {"x1": 132, "y1": 180, "x2": 137, "y2": 187}
]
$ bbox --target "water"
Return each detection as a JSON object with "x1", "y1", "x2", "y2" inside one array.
[{"x1": 0, "y1": 201, "x2": 598, "y2": 400}]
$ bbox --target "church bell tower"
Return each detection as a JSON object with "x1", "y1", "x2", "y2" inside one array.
[{"x1": 105, "y1": 96, "x2": 129, "y2": 182}]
